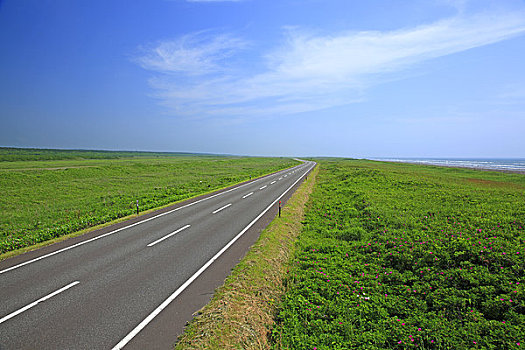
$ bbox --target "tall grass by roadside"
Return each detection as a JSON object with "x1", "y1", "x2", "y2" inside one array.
[{"x1": 174, "y1": 164, "x2": 318, "y2": 349}]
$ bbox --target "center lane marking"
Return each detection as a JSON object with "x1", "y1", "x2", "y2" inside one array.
[
  {"x1": 147, "y1": 225, "x2": 191, "y2": 247},
  {"x1": 242, "y1": 192, "x2": 253, "y2": 199},
  {"x1": 259, "y1": 185, "x2": 267, "y2": 190},
  {"x1": 0, "y1": 281, "x2": 80, "y2": 325},
  {"x1": 270, "y1": 181, "x2": 276, "y2": 184},
  {"x1": 212, "y1": 203, "x2": 232, "y2": 214}
]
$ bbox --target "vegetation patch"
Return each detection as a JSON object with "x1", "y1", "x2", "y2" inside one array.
[
  {"x1": 273, "y1": 159, "x2": 524, "y2": 349},
  {"x1": 0, "y1": 148, "x2": 297, "y2": 255},
  {"x1": 0, "y1": 147, "x2": 213, "y2": 162},
  {"x1": 174, "y1": 164, "x2": 318, "y2": 349}
]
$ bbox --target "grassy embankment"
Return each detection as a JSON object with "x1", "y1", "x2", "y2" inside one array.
[
  {"x1": 273, "y1": 159, "x2": 524, "y2": 349},
  {"x1": 0, "y1": 147, "x2": 297, "y2": 258},
  {"x1": 174, "y1": 163, "x2": 318, "y2": 349}
]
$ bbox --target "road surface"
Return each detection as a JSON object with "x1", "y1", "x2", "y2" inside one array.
[{"x1": 0, "y1": 160, "x2": 315, "y2": 349}]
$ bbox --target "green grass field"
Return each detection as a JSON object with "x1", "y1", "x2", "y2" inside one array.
[
  {"x1": 273, "y1": 159, "x2": 525, "y2": 349},
  {"x1": 0, "y1": 148, "x2": 297, "y2": 255}
]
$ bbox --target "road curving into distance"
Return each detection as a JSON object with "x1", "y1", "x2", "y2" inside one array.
[{"x1": 0, "y1": 159, "x2": 316, "y2": 350}]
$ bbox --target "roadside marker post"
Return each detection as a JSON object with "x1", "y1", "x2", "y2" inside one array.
[
  {"x1": 136, "y1": 200, "x2": 139, "y2": 215},
  {"x1": 279, "y1": 201, "x2": 281, "y2": 217}
]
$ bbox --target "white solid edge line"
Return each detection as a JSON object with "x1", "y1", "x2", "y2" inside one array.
[
  {"x1": 0, "y1": 281, "x2": 80, "y2": 325},
  {"x1": 0, "y1": 162, "x2": 303, "y2": 275},
  {"x1": 147, "y1": 225, "x2": 191, "y2": 247},
  {"x1": 242, "y1": 192, "x2": 253, "y2": 199},
  {"x1": 110, "y1": 161, "x2": 315, "y2": 350},
  {"x1": 212, "y1": 203, "x2": 232, "y2": 214}
]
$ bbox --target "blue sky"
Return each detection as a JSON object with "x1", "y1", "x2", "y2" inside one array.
[{"x1": 1, "y1": 0, "x2": 525, "y2": 157}]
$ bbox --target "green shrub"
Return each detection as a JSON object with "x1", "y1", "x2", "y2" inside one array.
[{"x1": 273, "y1": 159, "x2": 524, "y2": 350}]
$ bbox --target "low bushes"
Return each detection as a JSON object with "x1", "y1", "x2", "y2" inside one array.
[{"x1": 274, "y1": 160, "x2": 524, "y2": 349}]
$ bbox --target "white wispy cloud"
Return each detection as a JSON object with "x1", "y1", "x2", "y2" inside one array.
[
  {"x1": 136, "y1": 32, "x2": 247, "y2": 75},
  {"x1": 136, "y1": 10, "x2": 525, "y2": 118}
]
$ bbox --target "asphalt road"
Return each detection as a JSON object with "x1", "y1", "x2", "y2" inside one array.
[{"x1": 0, "y1": 160, "x2": 316, "y2": 350}]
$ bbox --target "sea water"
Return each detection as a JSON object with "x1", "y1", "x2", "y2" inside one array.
[{"x1": 371, "y1": 158, "x2": 525, "y2": 172}]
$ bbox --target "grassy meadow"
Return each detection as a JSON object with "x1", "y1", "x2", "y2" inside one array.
[
  {"x1": 273, "y1": 159, "x2": 525, "y2": 349},
  {"x1": 0, "y1": 148, "x2": 297, "y2": 255}
]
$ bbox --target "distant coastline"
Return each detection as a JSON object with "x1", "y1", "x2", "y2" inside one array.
[{"x1": 371, "y1": 158, "x2": 525, "y2": 174}]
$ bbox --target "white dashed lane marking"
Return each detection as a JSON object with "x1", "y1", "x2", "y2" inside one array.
[
  {"x1": 0, "y1": 281, "x2": 80, "y2": 325},
  {"x1": 212, "y1": 203, "x2": 232, "y2": 214},
  {"x1": 147, "y1": 225, "x2": 191, "y2": 247}
]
